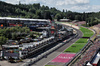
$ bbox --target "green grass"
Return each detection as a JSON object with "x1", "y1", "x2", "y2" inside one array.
[
  {"x1": 64, "y1": 27, "x2": 94, "y2": 53},
  {"x1": 56, "y1": 23, "x2": 94, "y2": 53},
  {"x1": 75, "y1": 38, "x2": 88, "y2": 43},
  {"x1": 64, "y1": 43, "x2": 86, "y2": 53},
  {"x1": 80, "y1": 27, "x2": 94, "y2": 37},
  {"x1": 64, "y1": 38, "x2": 88, "y2": 53}
]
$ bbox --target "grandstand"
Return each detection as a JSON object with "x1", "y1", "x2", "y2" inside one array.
[
  {"x1": 0, "y1": 17, "x2": 50, "y2": 27},
  {"x1": 0, "y1": 17, "x2": 74, "y2": 62},
  {"x1": 76, "y1": 37, "x2": 100, "y2": 66}
]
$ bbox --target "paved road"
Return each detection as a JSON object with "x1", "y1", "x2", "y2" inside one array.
[{"x1": 32, "y1": 29, "x2": 83, "y2": 66}]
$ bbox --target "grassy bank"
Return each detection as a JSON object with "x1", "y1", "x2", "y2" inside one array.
[
  {"x1": 64, "y1": 43, "x2": 86, "y2": 53},
  {"x1": 64, "y1": 27, "x2": 94, "y2": 53},
  {"x1": 80, "y1": 27, "x2": 94, "y2": 37}
]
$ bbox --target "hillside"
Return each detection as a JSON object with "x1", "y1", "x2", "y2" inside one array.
[
  {"x1": 0, "y1": 1, "x2": 100, "y2": 26},
  {"x1": 0, "y1": 1, "x2": 61, "y2": 20}
]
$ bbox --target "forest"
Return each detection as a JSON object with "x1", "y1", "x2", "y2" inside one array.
[{"x1": 0, "y1": 1, "x2": 100, "y2": 26}]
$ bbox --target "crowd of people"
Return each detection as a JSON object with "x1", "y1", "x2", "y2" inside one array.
[{"x1": 75, "y1": 39, "x2": 100, "y2": 66}]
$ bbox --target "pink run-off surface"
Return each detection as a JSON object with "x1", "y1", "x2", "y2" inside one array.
[{"x1": 51, "y1": 53, "x2": 76, "y2": 63}]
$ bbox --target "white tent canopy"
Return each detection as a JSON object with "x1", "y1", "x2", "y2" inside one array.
[
  {"x1": 87, "y1": 62, "x2": 92, "y2": 66},
  {"x1": 97, "y1": 53, "x2": 100, "y2": 57}
]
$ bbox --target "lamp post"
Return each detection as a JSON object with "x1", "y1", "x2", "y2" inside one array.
[{"x1": 86, "y1": 23, "x2": 89, "y2": 30}]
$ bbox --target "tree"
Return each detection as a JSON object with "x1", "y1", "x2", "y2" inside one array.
[
  {"x1": 29, "y1": 8, "x2": 36, "y2": 13},
  {"x1": 1, "y1": 0, "x2": 100, "y2": 27},
  {"x1": 32, "y1": 3, "x2": 40, "y2": 9},
  {"x1": 82, "y1": 12, "x2": 86, "y2": 21},
  {"x1": 0, "y1": 36, "x2": 8, "y2": 47},
  {"x1": 15, "y1": 8, "x2": 21, "y2": 13},
  {"x1": 75, "y1": 15, "x2": 79, "y2": 20},
  {"x1": 30, "y1": 31, "x2": 34, "y2": 38},
  {"x1": 63, "y1": 9, "x2": 65, "y2": 13},
  {"x1": 75, "y1": 15, "x2": 81, "y2": 20},
  {"x1": 0, "y1": 29, "x2": 5, "y2": 36},
  {"x1": 44, "y1": 10, "x2": 52, "y2": 19},
  {"x1": 55, "y1": 13, "x2": 61, "y2": 21},
  {"x1": 36, "y1": 10, "x2": 42, "y2": 18},
  {"x1": 25, "y1": 29, "x2": 30, "y2": 33},
  {"x1": 10, "y1": 27, "x2": 17, "y2": 32},
  {"x1": 12, "y1": 32, "x2": 18, "y2": 40},
  {"x1": 41, "y1": 5, "x2": 46, "y2": 10},
  {"x1": 5, "y1": 28, "x2": 12, "y2": 39}
]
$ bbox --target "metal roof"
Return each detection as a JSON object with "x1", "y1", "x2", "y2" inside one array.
[
  {"x1": 92, "y1": 52, "x2": 100, "y2": 64},
  {"x1": 2, "y1": 45, "x2": 19, "y2": 48},
  {"x1": 0, "y1": 17, "x2": 49, "y2": 22},
  {"x1": 2, "y1": 36, "x2": 54, "y2": 49},
  {"x1": 22, "y1": 36, "x2": 54, "y2": 48}
]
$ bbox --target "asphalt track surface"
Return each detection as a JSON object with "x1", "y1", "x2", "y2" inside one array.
[{"x1": 32, "y1": 29, "x2": 83, "y2": 66}]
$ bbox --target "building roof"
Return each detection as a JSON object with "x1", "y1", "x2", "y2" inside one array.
[
  {"x1": 22, "y1": 36, "x2": 54, "y2": 48},
  {"x1": 0, "y1": 17, "x2": 49, "y2": 22},
  {"x1": 2, "y1": 36, "x2": 54, "y2": 49},
  {"x1": 37, "y1": 27, "x2": 50, "y2": 29},
  {"x1": 92, "y1": 52, "x2": 100, "y2": 64},
  {"x1": 2, "y1": 45, "x2": 19, "y2": 48}
]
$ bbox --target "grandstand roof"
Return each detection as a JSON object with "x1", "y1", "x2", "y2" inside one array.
[
  {"x1": 0, "y1": 17, "x2": 49, "y2": 22},
  {"x1": 2, "y1": 45, "x2": 19, "y2": 48},
  {"x1": 92, "y1": 52, "x2": 100, "y2": 64}
]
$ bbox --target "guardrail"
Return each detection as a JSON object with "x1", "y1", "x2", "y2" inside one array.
[
  {"x1": 20, "y1": 31, "x2": 78, "y2": 66},
  {"x1": 65, "y1": 27, "x2": 96, "y2": 66}
]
